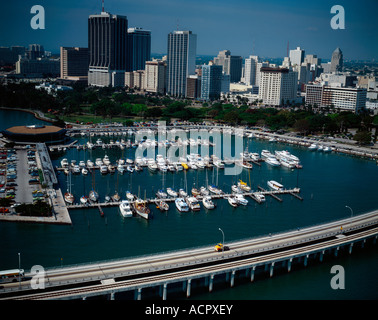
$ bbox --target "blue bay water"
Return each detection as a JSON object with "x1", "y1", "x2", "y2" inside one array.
[{"x1": 0, "y1": 109, "x2": 377, "y2": 299}]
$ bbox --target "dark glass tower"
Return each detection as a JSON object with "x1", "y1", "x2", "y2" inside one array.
[
  {"x1": 126, "y1": 27, "x2": 151, "y2": 72},
  {"x1": 88, "y1": 11, "x2": 128, "y2": 86}
]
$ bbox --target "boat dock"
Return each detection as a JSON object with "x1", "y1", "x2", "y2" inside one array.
[{"x1": 66, "y1": 188, "x2": 302, "y2": 210}]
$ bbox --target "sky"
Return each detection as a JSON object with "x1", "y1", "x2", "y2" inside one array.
[{"x1": 2, "y1": 0, "x2": 377, "y2": 61}]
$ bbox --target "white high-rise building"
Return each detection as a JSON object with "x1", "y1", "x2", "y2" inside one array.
[
  {"x1": 244, "y1": 55, "x2": 258, "y2": 86},
  {"x1": 258, "y1": 67, "x2": 298, "y2": 106},
  {"x1": 144, "y1": 60, "x2": 167, "y2": 94},
  {"x1": 167, "y1": 30, "x2": 197, "y2": 97},
  {"x1": 255, "y1": 61, "x2": 269, "y2": 87},
  {"x1": 289, "y1": 47, "x2": 305, "y2": 66}
]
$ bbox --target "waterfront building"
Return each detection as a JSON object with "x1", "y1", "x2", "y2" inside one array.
[
  {"x1": 1, "y1": 125, "x2": 67, "y2": 144},
  {"x1": 289, "y1": 47, "x2": 305, "y2": 66},
  {"x1": 244, "y1": 55, "x2": 258, "y2": 86},
  {"x1": 167, "y1": 30, "x2": 197, "y2": 97},
  {"x1": 200, "y1": 64, "x2": 223, "y2": 101},
  {"x1": 144, "y1": 59, "x2": 166, "y2": 94},
  {"x1": 88, "y1": 11, "x2": 128, "y2": 87},
  {"x1": 330, "y1": 47, "x2": 343, "y2": 73},
  {"x1": 213, "y1": 50, "x2": 242, "y2": 83},
  {"x1": 305, "y1": 83, "x2": 367, "y2": 113},
  {"x1": 127, "y1": 27, "x2": 151, "y2": 72},
  {"x1": 258, "y1": 67, "x2": 297, "y2": 106},
  {"x1": 60, "y1": 47, "x2": 89, "y2": 80}
]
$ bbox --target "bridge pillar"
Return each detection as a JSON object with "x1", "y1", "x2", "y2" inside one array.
[
  {"x1": 304, "y1": 254, "x2": 309, "y2": 267},
  {"x1": 135, "y1": 288, "x2": 142, "y2": 300},
  {"x1": 186, "y1": 279, "x2": 192, "y2": 298},
  {"x1": 374, "y1": 236, "x2": 377, "y2": 245},
  {"x1": 270, "y1": 262, "x2": 275, "y2": 277},
  {"x1": 230, "y1": 270, "x2": 236, "y2": 287},
  {"x1": 209, "y1": 274, "x2": 214, "y2": 292},
  {"x1": 320, "y1": 250, "x2": 325, "y2": 262},
  {"x1": 250, "y1": 266, "x2": 256, "y2": 282},
  {"x1": 82, "y1": 296, "x2": 86, "y2": 300},
  {"x1": 334, "y1": 246, "x2": 339, "y2": 257},
  {"x1": 361, "y1": 239, "x2": 366, "y2": 249},
  {"x1": 287, "y1": 258, "x2": 293, "y2": 272},
  {"x1": 162, "y1": 283, "x2": 167, "y2": 300},
  {"x1": 110, "y1": 292, "x2": 115, "y2": 300},
  {"x1": 349, "y1": 243, "x2": 354, "y2": 254}
]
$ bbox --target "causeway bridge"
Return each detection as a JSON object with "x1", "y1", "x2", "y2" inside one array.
[{"x1": 1, "y1": 209, "x2": 377, "y2": 300}]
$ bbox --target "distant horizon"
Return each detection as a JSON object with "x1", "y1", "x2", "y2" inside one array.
[{"x1": 2, "y1": 0, "x2": 377, "y2": 61}]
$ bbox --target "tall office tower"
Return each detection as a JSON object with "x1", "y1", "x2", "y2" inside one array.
[
  {"x1": 330, "y1": 47, "x2": 343, "y2": 73},
  {"x1": 60, "y1": 47, "x2": 89, "y2": 79},
  {"x1": 167, "y1": 30, "x2": 197, "y2": 97},
  {"x1": 258, "y1": 67, "x2": 297, "y2": 106},
  {"x1": 88, "y1": 11, "x2": 128, "y2": 87},
  {"x1": 145, "y1": 59, "x2": 167, "y2": 94},
  {"x1": 213, "y1": 50, "x2": 242, "y2": 83},
  {"x1": 244, "y1": 55, "x2": 259, "y2": 86},
  {"x1": 127, "y1": 27, "x2": 151, "y2": 72},
  {"x1": 186, "y1": 75, "x2": 201, "y2": 99},
  {"x1": 200, "y1": 64, "x2": 223, "y2": 101},
  {"x1": 289, "y1": 47, "x2": 305, "y2": 66}
]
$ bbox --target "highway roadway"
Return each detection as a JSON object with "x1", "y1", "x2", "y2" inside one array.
[{"x1": 1, "y1": 209, "x2": 377, "y2": 300}]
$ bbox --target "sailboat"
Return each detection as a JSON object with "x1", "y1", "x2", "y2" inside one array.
[
  {"x1": 89, "y1": 168, "x2": 99, "y2": 202},
  {"x1": 64, "y1": 171, "x2": 74, "y2": 204}
]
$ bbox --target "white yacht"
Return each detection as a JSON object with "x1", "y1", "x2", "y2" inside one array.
[
  {"x1": 95, "y1": 158, "x2": 103, "y2": 166},
  {"x1": 208, "y1": 185, "x2": 222, "y2": 195},
  {"x1": 254, "y1": 193, "x2": 266, "y2": 203},
  {"x1": 156, "y1": 189, "x2": 168, "y2": 199},
  {"x1": 125, "y1": 191, "x2": 135, "y2": 201},
  {"x1": 80, "y1": 195, "x2": 88, "y2": 205},
  {"x1": 308, "y1": 143, "x2": 318, "y2": 151},
  {"x1": 200, "y1": 186, "x2": 209, "y2": 196},
  {"x1": 81, "y1": 168, "x2": 88, "y2": 175},
  {"x1": 73, "y1": 165, "x2": 81, "y2": 174},
  {"x1": 237, "y1": 180, "x2": 251, "y2": 192},
  {"x1": 186, "y1": 197, "x2": 200, "y2": 211},
  {"x1": 166, "y1": 188, "x2": 178, "y2": 197},
  {"x1": 87, "y1": 160, "x2": 94, "y2": 168},
  {"x1": 61, "y1": 158, "x2": 69, "y2": 168},
  {"x1": 147, "y1": 160, "x2": 158, "y2": 172},
  {"x1": 227, "y1": 196, "x2": 238, "y2": 207},
  {"x1": 202, "y1": 196, "x2": 215, "y2": 210},
  {"x1": 119, "y1": 200, "x2": 133, "y2": 218},
  {"x1": 100, "y1": 165, "x2": 108, "y2": 174},
  {"x1": 175, "y1": 198, "x2": 189, "y2": 212},
  {"x1": 103, "y1": 155, "x2": 110, "y2": 165},
  {"x1": 179, "y1": 189, "x2": 188, "y2": 197},
  {"x1": 235, "y1": 194, "x2": 248, "y2": 206},
  {"x1": 265, "y1": 156, "x2": 281, "y2": 167},
  {"x1": 267, "y1": 180, "x2": 284, "y2": 191}
]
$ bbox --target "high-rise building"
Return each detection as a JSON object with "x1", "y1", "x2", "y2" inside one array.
[
  {"x1": 167, "y1": 30, "x2": 197, "y2": 97},
  {"x1": 289, "y1": 47, "x2": 305, "y2": 66},
  {"x1": 213, "y1": 50, "x2": 242, "y2": 83},
  {"x1": 127, "y1": 27, "x2": 151, "y2": 72},
  {"x1": 88, "y1": 11, "x2": 128, "y2": 87},
  {"x1": 255, "y1": 61, "x2": 269, "y2": 87},
  {"x1": 244, "y1": 55, "x2": 258, "y2": 86},
  {"x1": 200, "y1": 64, "x2": 223, "y2": 101},
  {"x1": 305, "y1": 83, "x2": 366, "y2": 113},
  {"x1": 258, "y1": 67, "x2": 297, "y2": 106},
  {"x1": 145, "y1": 60, "x2": 167, "y2": 94},
  {"x1": 186, "y1": 75, "x2": 201, "y2": 99},
  {"x1": 60, "y1": 47, "x2": 89, "y2": 80},
  {"x1": 27, "y1": 44, "x2": 45, "y2": 60},
  {"x1": 330, "y1": 47, "x2": 343, "y2": 73}
]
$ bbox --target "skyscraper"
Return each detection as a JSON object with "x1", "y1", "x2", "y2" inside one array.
[
  {"x1": 330, "y1": 47, "x2": 343, "y2": 73},
  {"x1": 88, "y1": 11, "x2": 128, "y2": 87},
  {"x1": 200, "y1": 64, "x2": 223, "y2": 101},
  {"x1": 289, "y1": 47, "x2": 305, "y2": 66},
  {"x1": 244, "y1": 55, "x2": 258, "y2": 85},
  {"x1": 60, "y1": 47, "x2": 89, "y2": 80},
  {"x1": 167, "y1": 30, "x2": 197, "y2": 97},
  {"x1": 127, "y1": 27, "x2": 151, "y2": 72},
  {"x1": 213, "y1": 50, "x2": 242, "y2": 83}
]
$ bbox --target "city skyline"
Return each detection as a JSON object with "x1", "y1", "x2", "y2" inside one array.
[{"x1": 2, "y1": 0, "x2": 377, "y2": 61}]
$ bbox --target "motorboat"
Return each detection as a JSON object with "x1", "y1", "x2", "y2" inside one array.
[
  {"x1": 100, "y1": 165, "x2": 108, "y2": 174},
  {"x1": 261, "y1": 150, "x2": 274, "y2": 159},
  {"x1": 231, "y1": 184, "x2": 242, "y2": 194},
  {"x1": 200, "y1": 186, "x2": 209, "y2": 196},
  {"x1": 103, "y1": 155, "x2": 110, "y2": 165},
  {"x1": 235, "y1": 194, "x2": 248, "y2": 206},
  {"x1": 73, "y1": 165, "x2": 81, "y2": 174},
  {"x1": 87, "y1": 160, "x2": 94, "y2": 168},
  {"x1": 308, "y1": 143, "x2": 318, "y2": 151},
  {"x1": 279, "y1": 158, "x2": 296, "y2": 169},
  {"x1": 156, "y1": 200, "x2": 169, "y2": 211},
  {"x1": 148, "y1": 161, "x2": 158, "y2": 172},
  {"x1": 213, "y1": 160, "x2": 225, "y2": 169},
  {"x1": 267, "y1": 180, "x2": 284, "y2": 191},
  {"x1": 323, "y1": 146, "x2": 332, "y2": 152},
  {"x1": 125, "y1": 191, "x2": 135, "y2": 201},
  {"x1": 156, "y1": 189, "x2": 168, "y2": 199},
  {"x1": 186, "y1": 196, "x2": 201, "y2": 211},
  {"x1": 227, "y1": 196, "x2": 238, "y2": 207},
  {"x1": 254, "y1": 193, "x2": 266, "y2": 203},
  {"x1": 237, "y1": 180, "x2": 251, "y2": 192},
  {"x1": 133, "y1": 199, "x2": 150, "y2": 220},
  {"x1": 191, "y1": 188, "x2": 200, "y2": 197},
  {"x1": 119, "y1": 200, "x2": 133, "y2": 218},
  {"x1": 105, "y1": 195, "x2": 111, "y2": 203},
  {"x1": 112, "y1": 191, "x2": 121, "y2": 202},
  {"x1": 61, "y1": 158, "x2": 69, "y2": 168},
  {"x1": 117, "y1": 165, "x2": 125, "y2": 173},
  {"x1": 166, "y1": 187, "x2": 178, "y2": 197},
  {"x1": 202, "y1": 196, "x2": 215, "y2": 209},
  {"x1": 175, "y1": 198, "x2": 189, "y2": 212},
  {"x1": 208, "y1": 185, "x2": 222, "y2": 195},
  {"x1": 265, "y1": 156, "x2": 281, "y2": 166},
  {"x1": 126, "y1": 165, "x2": 134, "y2": 173},
  {"x1": 108, "y1": 165, "x2": 115, "y2": 173},
  {"x1": 82, "y1": 168, "x2": 88, "y2": 175},
  {"x1": 179, "y1": 189, "x2": 188, "y2": 197},
  {"x1": 95, "y1": 158, "x2": 103, "y2": 166}
]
